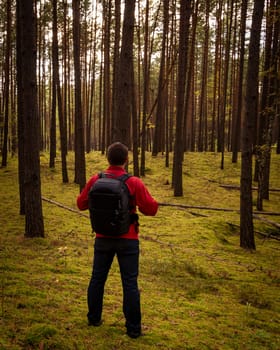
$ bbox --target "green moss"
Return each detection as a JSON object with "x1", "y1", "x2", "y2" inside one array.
[
  {"x1": 0, "y1": 151, "x2": 280, "y2": 349},
  {"x1": 24, "y1": 324, "x2": 58, "y2": 347}
]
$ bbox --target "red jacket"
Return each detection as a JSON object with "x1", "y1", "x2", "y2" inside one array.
[{"x1": 77, "y1": 165, "x2": 158, "y2": 239}]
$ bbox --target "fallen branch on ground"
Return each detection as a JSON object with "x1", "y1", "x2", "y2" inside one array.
[
  {"x1": 227, "y1": 222, "x2": 280, "y2": 241},
  {"x1": 141, "y1": 234, "x2": 175, "y2": 250},
  {"x1": 253, "y1": 214, "x2": 280, "y2": 230},
  {"x1": 42, "y1": 196, "x2": 280, "y2": 231},
  {"x1": 159, "y1": 202, "x2": 235, "y2": 212},
  {"x1": 158, "y1": 202, "x2": 280, "y2": 216},
  {"x1": 42, "y1": 196, "x2": 89, "y2": 218},
  {"x1": 220, "y1": 184, "x2": 280, "y2": 192}
]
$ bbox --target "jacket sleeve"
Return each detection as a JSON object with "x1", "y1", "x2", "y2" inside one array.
[
  {"x1": 132, "y1": 178, "x2": 158, "y2": 216},
  {"x1": 76, "y1": 175, "x2": 98, "y2": 210}
]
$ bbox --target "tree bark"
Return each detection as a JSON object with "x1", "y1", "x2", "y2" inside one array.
[
  {"x1": 16, "y1": 0, "x2": 25, "y2": 215},
  {"x1": 113, "y1": 0, "x2": 136, "y2": 147},
  {"x1": 256, "y1": 0, "x2": 280, "y2": 207},
  {"x1": 219, "y1": 0, "x2": 234, "y2": 169},
  {"x1": 1, "y1": 0, "x2": 11, "y2": 167},
  {"x1": 231, "y1": 0, "x2": 247, "y2": 163},
  {"x1": 240, "y1": 0, "x2": 265, "y2": 250},
  {"x1": 19, "y1": 0, "x2": 44, "y2": 237},
  {"x1": 111, "y1": 0, "x2": 121, "y2": 149},
  {"x1": 197, "y1": 0, "x2": 209, "y2": 152},
  {"x1": 152, "y1": 0, "x2": 169, "y2": 156},
  {"x1": 173, "y1": 0, "x2": 191, "y2": 196},
  {"x1": 72, "y1": 0, "x2": 86, "y2": 191},
  {"x1": 102, "y1": 0, "x2": 112, "y2": 148},
  {"x1": 52, "y1": 0, "x2": 68, "y2": 183},
  {"x1": 140, "y1": 0, "x2": 150, "y2": 176}
]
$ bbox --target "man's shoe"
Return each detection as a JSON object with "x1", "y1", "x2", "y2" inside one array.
[
  {"x1": 127, "y1": 330, "x2": 142, "y2": 339},
  {"x1": 88, "y1": 319, "x2": 103, "y2": 327}
]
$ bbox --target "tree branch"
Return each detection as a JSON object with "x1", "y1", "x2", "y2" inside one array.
[
  {"x1": 42, "y1": 197, "x2": 280, "y2": 231},
  {"x1": 158, "y1": 202, "x2": 280, "y2": 216},
  {"x1": 219, "y1": 184, "x2": 280, "y2": 192},
  {"x1": 42, "y1": 196, "x2": 88, "y2": 218}
]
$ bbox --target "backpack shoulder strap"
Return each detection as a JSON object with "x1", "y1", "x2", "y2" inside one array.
[
  {"x1": 118, "y1": 174, "x2": 134, "y2": 207},
  {"x1": 118, "y1": 173, "x2": 132, "y2": 183},
  {"x1": 98, "y1": 172, "x2": 132, "y2": 184}
]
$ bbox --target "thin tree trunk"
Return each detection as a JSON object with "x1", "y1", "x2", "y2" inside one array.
[
  {"x1": 16, "y1": 0, "x2": 25, "y2": 215},
  {"x1": 240, "y1": 0, "x2": 264, "y2": 250},
  {"x1": 140, "y1": 0, "x2": 150, "y2": 176},
  {"x1": 87, "y1": 9, "x2": 98, "y2": 152},
  {"x1": 62, "y1": 0, "x2": 69, "y2": 153},
  {"x1": 152, "y1": 0, "x2": 169, "y2": 156},
  {"x1": 103, "y1": 0, "x2": 111, "y2": 148},
  {"x1": 185, "y1": 0, "x2": 199, "y2": 152},
  {"x1": 131, "y1": 63, "x2": 139, "y2": 176},
  {"x1": 231, "y1": 0, "x2": 247, "y2": 163},
  {"x1": 49, "y1": 72, "x2": 56, "y2": 168},
  {"x1": 220, "y1": 0, "x2": 234, "y2": 169},
  {"x1": 52, "y1": 0, "x2": 68, "y2": 183},
  {"x1": 211, "y1": 0, "x2": 222, "y2": 152},
  {"x1": 256, "y1": 0, "x2": 279, "y2": 207},
  {"x1": 73, "y1": 0, "x2": 86, "y2": 190},
  {"x1": 197, "y1": 0, "x2": 209, "y2": 152},
  {"x1": 173, "y1": 0, "x2": 191, "y2": 196},
  {"x1": 1, "y1": 0, "x2": 11, "y2": 167},
  {"x1": 111, "y1": 0, "x2": 121, "y2": 149}
]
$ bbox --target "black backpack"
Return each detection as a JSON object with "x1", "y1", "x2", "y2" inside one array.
[{"x1": 88, "y1": 172, "x2": 133, "y2": 235}]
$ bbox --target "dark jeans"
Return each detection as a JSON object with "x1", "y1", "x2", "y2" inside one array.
[{"x1": 87, "y1": 238, "x2": 141, "y2": 333}]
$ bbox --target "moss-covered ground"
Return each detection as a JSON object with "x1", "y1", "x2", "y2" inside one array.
[{"x1": 0, "y1": 151, "x2": 279, "y2": 349}]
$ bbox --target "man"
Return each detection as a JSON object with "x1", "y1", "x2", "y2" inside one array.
[{"x1": 77, "y1": 142, "x2": 158, "y2": 338}]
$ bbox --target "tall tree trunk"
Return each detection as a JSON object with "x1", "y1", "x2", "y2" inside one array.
[
  {"x1": 173, "y1": 0, "x2": 191, "y2": 197},
  {"x1": 131, "y1": 63, "x2": 139, "y2": 176},
  {"x1": 98, "y1": 58, "x2": 103, "y2": 150},
  {"x1": 87, "y1": 8, "x2": 98, "y2": 152},
  {"x1": 220, "y1": 0, "x2": 234, "y2": 169},
  {"x1": 11, "y1": 61, "x2": 17, "y2": 157},
  {"x1": 49, "y1": 67, "x2": 56, "y2": 168},
  {"x1": 72, "y1": 0, "x2": 86, "y2": 191},
  {"x1": 166, "y1": 4, "x2": 177, "y2": 162},
  {"x1": 240, "y1": 0, "x2": 264, "y2": 250},
  {"x1": 111, "y1": 0, "x2": 121, "y2": 148},
  {"x1": 231, "y1": 0, "x2": 247, "y2": 163},
  {"x1": 52, "y1": 0, "x2": 68, "y2": 183},
  {"x1": 140, "y1": 0, "x2": 150, "y2": 176},
  {"x1": 256, "y1": 0, "x2": 279, "y2": 208},
  {"x1": 49, "y1": 0, "x2": 56, "y2": 168},
  {"x1": 19, "y1": 0, "x2": 44, "y2": 237},
  {"x1": 197, "y1": 0, "x2": 209, "y2": 152},
  {"x1": 185, "y1": 0, "x2": 199, "y2": 152},
  {"x1": 113, "y1": 0, "x2": 136, "y2": 146},
  {"x1": 16, "y1": 0, "x2": 25, "y2": 215},
  {"x1": 1, "y1": 0, "x2": 11, "y2": 167},
  {"x1": 211, "y1": 0, "x2": 222, "y2": 152},
  {"x1": 152, "y1": 0, "x2": 169, "y2": 156},
  {"x1": 37, "y1": 1, "x2": 44, "y2": 152},
  {"x1": 102, "y1": 0, "x2": 112, "y2": 148}
]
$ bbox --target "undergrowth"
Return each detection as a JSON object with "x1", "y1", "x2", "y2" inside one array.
[{"x1": 0, "y1": 151, "x2": 280, "y2": 349}]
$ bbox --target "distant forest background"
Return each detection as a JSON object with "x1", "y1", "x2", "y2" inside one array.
[{"x1": 0, "y1": 0, "x2": 279, "y2": 246}]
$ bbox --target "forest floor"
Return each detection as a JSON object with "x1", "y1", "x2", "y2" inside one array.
[{"x1": 0, "y1": 150, "x2": 280, "y2": 350}]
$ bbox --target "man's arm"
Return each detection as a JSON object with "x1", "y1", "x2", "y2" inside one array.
[
  {"x1": 132, "y1": 178, "x2": 158, "y2": 216},
  {"x1": 76, "y1": 175, "x2": 98, "y2": 210}
]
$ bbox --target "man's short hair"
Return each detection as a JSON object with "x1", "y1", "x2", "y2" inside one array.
[{"x1": 107, "y1": 142, "x2": 128, "y2": 166}]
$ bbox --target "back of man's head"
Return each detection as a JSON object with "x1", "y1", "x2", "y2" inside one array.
[{"x1": 107, "y1": 142, "x2": 128, "y2": 166}]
